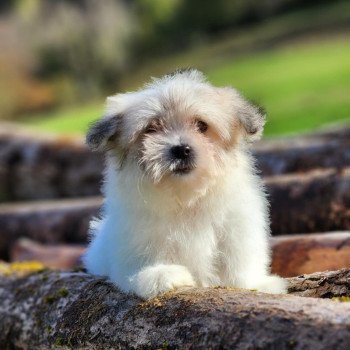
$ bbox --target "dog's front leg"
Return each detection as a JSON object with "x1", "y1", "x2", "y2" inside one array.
[
  {"x1": 219, "y1": 222, "x2": 287, "y2": 294},
  {"x1": 129, "y1": 264, "x2": 196, "y2": 299}
]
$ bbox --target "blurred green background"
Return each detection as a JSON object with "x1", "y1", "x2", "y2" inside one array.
[{"x1": 1, "y1": 0, "x2": 349, "y2": 137}]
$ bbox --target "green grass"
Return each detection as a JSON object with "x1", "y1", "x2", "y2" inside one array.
[
  {"x1": 24, "y1": 102, "x2": 105, "y2": 135},
  {"x1": 25, "y1": 36, "x2": 350, "y2": 136},
  {"x1": 23, "y1": 0, "x2": 350, "y2": 136},
  {"x1": 207, "y1": 37, "x2": 350, "y2": 136}
]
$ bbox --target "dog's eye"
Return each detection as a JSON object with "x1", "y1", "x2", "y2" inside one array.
[
  {"x1": 196, "y1": 120, "x2": 208, "y2": 133},
  {"x1": 146, "y1": 119, "x2": 162, "y2": 133}
]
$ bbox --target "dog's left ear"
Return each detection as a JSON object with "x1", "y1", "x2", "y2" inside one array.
[
  {"x1": 86, "y1": 115, "x2": 122, "y2": 152},
  {"x1": 216, "y1": 87, "x2": 266, "y2": 142},
  {"x1": 237, "y1": 99, "x2": 266, "y2": 141}
]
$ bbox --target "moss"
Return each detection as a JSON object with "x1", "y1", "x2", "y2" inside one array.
[
  {"x1": 287, "y1": 339, "x2": 298, "y2": 348},
  {"x1": 53, "y1": 336, "x2": 73, "y2": 348},
  {"x1": 157, "y1": 341, "x2": 169, "y2": 350},
  {"x1": 43, "y1": 287, "x2": 69, "y2": 304},
  {"x1": 53, "y1": 282, "x2": 112, "y2": 347},
  {"x1": 18, "y1": 285, "x2": 35, "y2": 297},
  {"x1": 54, "y1": 337, "x2": 65, "y2": 346},
  {"x1": 43, "y1": 295, "x2": 57, "y2": 304},
  {"x1": 54, "y1": 302, "x2": 109, "y2": 347},
  {"x1": 58, "y1": 288, "x2": 69, "y2": 297},
  {"x1": 210, "y1": 286, "x2": 243, "y2": 292},
  {"x1": 72, "y1": 265, "x2": 86, "y2": 273},
  {"x1": 13, "y1": 281, "x2": 43, "y2": 303},
  {"x1": 331, "y1": 296, "x2": 350, "y2": 302},
  {"x1": 35, "y1": 318, "x2": 43, "y2": 328}
]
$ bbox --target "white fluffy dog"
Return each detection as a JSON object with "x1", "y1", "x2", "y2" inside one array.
[{"x1": 83, "y1": 69, "x2": 287, "y2": 299}]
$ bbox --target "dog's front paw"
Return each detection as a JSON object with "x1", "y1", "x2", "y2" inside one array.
[
  {"x1": 130, "y1": 264, "x2": 196, "y2": 299},
  {"x1": 254, "y1": 275, "x2": 288, "y2": 294}
]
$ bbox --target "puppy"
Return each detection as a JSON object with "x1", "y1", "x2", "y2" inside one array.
[{"x1": 83, "y1": 69, "x2": 287, "y2": 299}]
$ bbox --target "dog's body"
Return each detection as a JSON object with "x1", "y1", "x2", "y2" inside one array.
[{"x1": 83, "y1": 70, "x2": 287, "y2": 299}]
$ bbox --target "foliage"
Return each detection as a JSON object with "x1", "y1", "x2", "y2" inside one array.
[
  {"x1": 0, "y1": 0, "x2": 134, "y2": 119},
  {"x1": 27, "y1": 0, "x2": 134, "y2": 99},
  {"x1": 207, "y1": 37, "x2": 350, "y2": 136},
  {"x1": 25, "y1": 102, "x2": 104, "y2": 135},
  {"x1": 134, "y1": 0, "x2": 341, "y2": 55},
  {"x1": 133, "y1": 0, "x2": 182, "y2": 55},
  {"x1": 1, "y1": 0, "x2": 349, "y2": 124},
  {"x1": 0, "y1": 13, "x2": 55, "y2": 119},
  {"x1": 25, "y1": 36, "x2": 350, "y2": 136}
]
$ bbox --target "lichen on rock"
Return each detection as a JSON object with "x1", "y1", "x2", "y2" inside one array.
[{"x1": 0, "y1": 260, "x2": 46, "y2": 277}]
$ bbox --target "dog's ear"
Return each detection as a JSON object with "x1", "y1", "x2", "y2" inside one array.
[
  {"x1": 216, "y1": 87, "x2": 266, "y2": 142},
  {"x1": 86, "y1": 115, "x2": 122, "y2": 152},
  {"x1": 238, "y1": 100, "x2": 266, "y2": 141}
]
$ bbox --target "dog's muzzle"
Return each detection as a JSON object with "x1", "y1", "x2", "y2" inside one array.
[{"x1": 169, "y1": 144, "x2": 195, "y2": 175}]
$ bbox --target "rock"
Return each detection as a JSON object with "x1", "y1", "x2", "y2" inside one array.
[{"x1": 0, "y1": 268, "x2": 350, "y2": 349}]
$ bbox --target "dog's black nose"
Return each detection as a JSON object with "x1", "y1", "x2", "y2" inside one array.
[{"x1": 170, "y1": 144, "x2": 192, "y2": 160}]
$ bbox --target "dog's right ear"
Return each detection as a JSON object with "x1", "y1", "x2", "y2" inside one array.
[
  {"x1": 237, "y1": 100, "x2": 266, "y2": 142},
  {"x1": 86, "y1": 115, "x2": 122, "y2": 152}
]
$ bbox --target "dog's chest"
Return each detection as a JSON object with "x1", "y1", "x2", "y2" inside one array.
[{"x1": 134, "y1": 213, "x2": 225, "y2": 263}]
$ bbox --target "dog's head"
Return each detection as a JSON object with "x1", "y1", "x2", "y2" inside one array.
[{"x1": 87, "y1": 69, "x2": 265, "y2": 197}]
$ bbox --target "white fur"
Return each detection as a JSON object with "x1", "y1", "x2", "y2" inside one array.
[{"x1": 83, "y1": 70, "x2": 287, "y2": 299}]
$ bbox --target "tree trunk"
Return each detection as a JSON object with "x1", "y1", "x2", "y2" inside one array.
[
  {"x1": 0, "y1": 197, "x2": 101, "y2": 260},
  {"x1": 9, "y1": 233, "x2": 350, "y2": 277},
  {"x1": 267, "y1": 168, "x2": 350, "y2": 234},
  {"x1": 10, "y1": 238, "x2": 86, "y2": 270},
  {"x1": 1, "y1": 123, "x2": 349, "y2": 201},
  {"x1": 0, "y1": 124, "x2": 103, "y2": 201},
  {"x1": 0, "y1": 269, "x2": 350, "y2": 349},
  {"x1": 287, "y1": 268, "x2": 350, "y2": 298},
  {"x1": 1, "y1": 168, "x2": 350, "y2": 259},
  {"x1": 271, "y1": 232, "x2": 350, "y2": 277},
  {"x1": 255, "y1": 124, "x2": 350, "y2": 176}
]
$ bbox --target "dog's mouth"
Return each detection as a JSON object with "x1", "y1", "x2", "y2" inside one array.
[{"x1": 172, "y1": 163, "x2": 195, "y2": 175}]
